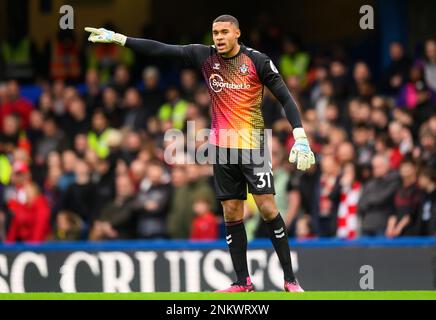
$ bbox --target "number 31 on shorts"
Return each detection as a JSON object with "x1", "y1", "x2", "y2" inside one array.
[{"x1": 256, "y1": 172, "x2": 272, "y2": 189}]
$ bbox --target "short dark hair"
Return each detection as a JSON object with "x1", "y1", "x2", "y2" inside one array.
[{"x1": 213, "y1": 14, "x2": 239, "y2": 28}]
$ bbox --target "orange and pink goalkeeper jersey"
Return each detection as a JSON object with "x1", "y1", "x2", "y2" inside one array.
[{"x1": 125, "y1": 38, "x2": 302, "y2": 149}]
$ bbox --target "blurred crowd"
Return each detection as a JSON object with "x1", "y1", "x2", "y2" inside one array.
[{"x1": 1, "y1": 22, "x2": 436, "y2": 243}]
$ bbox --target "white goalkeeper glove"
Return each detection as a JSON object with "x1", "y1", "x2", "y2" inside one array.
[
  {"x1": 85, "y1": 27, "x2": 127, "y2": 46},
  {"x1": 289, "y1": 128, "x2": 316, "y2": 171}
]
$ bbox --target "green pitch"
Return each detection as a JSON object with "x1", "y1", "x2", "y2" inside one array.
[{"x1": 1, "y1": 291, "x2": 436, "y2": 300}]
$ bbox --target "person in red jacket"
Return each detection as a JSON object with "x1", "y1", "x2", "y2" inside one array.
[
  {"x1": 190, "y1": 197, "x2": 218, "y2": 241},
  {"x1": 6, "y1": 182, "x2": 51, "y2": 243},
  {"x1": 0, "y1": 80, "x2": 33, "y2": 131}
]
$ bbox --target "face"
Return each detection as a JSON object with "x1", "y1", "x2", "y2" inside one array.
[
  {"x1": 103, "y1": 87, "x2": 118, "y2": 106},
  {"x1": 372, "y1": 156, "x2": 390, "y2": 178},
  {"x1": 130, "y1": 160, "x2": 146, "y2": 182},
  {"x1": 212, "y1": 21, "x2": 240, "y2": 56},
  {"x1": 390, "y1": 42, "x2": 403, "y2": 61},
  {"x1": 30, "y1": 110, "x2": 44, "y2": 129},
  {"x1": 418, "y1": 174, "x2": 430, "y2": 189},
  {"x1": 425, "y1": 40, "x2": 436, "y2": 60},
  {"x1": 3, "y1": 115, "x2": 19, "y2": 135},
  {"x1": 193, "y1": 200, "x2": 210, "y2": 215},
  {"x1": 116, "y1": 175, "x2": 134, "y2": 198},
  {"x1": 321, "y1": 155, "x2": 338, "y2": 175},
  {"x1": 353, "y1": 62, "x2": 370, "y2": 82},
  {"x1": 126, "y1": 132, "x2": 141, "y2": 151},
  {"x1": 399, "y1": 162, "x2": 416, "y2": 180},
  {"x1": 171, "y1": 167, "x2": 187, "y2": 187},
  {"x1": 147, "y1": 164, "x2": 163, "y2": 184},
  {"x1": 337, "y1": 143, "x2": 355, "y2": 163},
  {"x1": 389, "y1": 122, "x2": 402, "y2": 144},
  {"x1": 92, "y1": 113, "x2": 107, "y2": 131},
  {"x1": 69, "y1": 99, "x2": 85, "y2": 118},
  {"x1": 74, "y1": 161, "x2": 90, "y2": 178},
  {"x1": 62, "y1": 151, "x2": 77, "y2": 172},
  {"x1": 124, "y1": 89, "x2": 141, "y2": 108},
  {"x1": 86, "y1": 69, "x2": 99, "y2": 86}
]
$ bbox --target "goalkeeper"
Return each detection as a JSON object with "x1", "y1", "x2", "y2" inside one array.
[{"x1": 86, "y1": 14, "x2": 315, "y2": 293}]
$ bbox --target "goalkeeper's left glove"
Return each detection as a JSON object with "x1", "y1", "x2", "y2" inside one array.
[
  {"x1": 85, "y1": 27, "x2": 127, "y2": 46},
  {"x1": 289, "y1": 127, "x2": 316, "y2": 171}
]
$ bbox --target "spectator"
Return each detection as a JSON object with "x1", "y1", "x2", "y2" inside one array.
[
  {"x1": 397, "y1": 65, "x2": 427, "y2": 109},
  {"x1": 279, "y1": 37, "x2": 309, "y2": 85},
  {"x1": 167, "y1": 165, "x2": 192, "y2": 239},
  {"x1": 352, "y1": 61, "x2": 375, "y2": 98},
  {"x1": 49, "y1": 30, "x2": 81, "y2": 82},
  {"x1": 120, "y1": 131, "x2": 143, "y2": 165},
  {"x1": 122, "y1": 88, "x2": 148, "y2": 131},
  {"x1": 295, "y1": 214, "x2": 315, "y2": 240},
  {"x1": 336, "y1": 141, "x2": 355, "y2": 166},
  {"x1": 61, "y1": 159, "x2": 96, "y2": 225},
  {"x1": 135, "y1": 160, "x2": 172, "y2": 239},
  {"x1": 57, "y1": 150, "x2": 77, "y2": 192},
  {"x1": 110, "y1": 64, "x2": 131, "y2": 97},
  {"x1": 314, "y1": 79, "x2": 335, "y2": 123},
  {"x1": 0, "y1": 143, "x2": 12, "y2": 186},
  {"x1": 417, "y1": 167, "x2": 436, "y2": 236},
  {"x1": 26, "y1": 109, "x2": 44, "y2": 152},
  {"x1": 414, "y1": 126, "x2": 436, "y2": 168},
  {"x1": 53, "y1": 210, "x2": 83, "y2": 241},
  {"x1": 381, "y1": 42, "x2": 412, "y2": 95},
  {"x1": 358, "y1": 154, "x2": 401, "y2": 236},
  {"x1": 0, "y1": 29, "x2": 37, "y2": 82},
  {"x1": 1, "y1": 114, "x2": 30, "y2": 154},
  {"x1": 421, "y1": 39, "x2": 436, "y2": 92},
  {"x1": 142, "y1": 66, "x2": 164, "y2": 116},
  {"x1": 101, "y1": 86, "x2": 124, "y2": 128},
  {"x1": 386, "y1": 157, "x2": 422, "y2": 237},
  {"x1": 89, "y1": 174, "x2": 136, "y2": 240},
  {"x1": 158, "y1": 86, "x2": 189, "y2": 131},
  {"x1": 190, "y1": 197, "x2": 218, "y2": 240},
  {"x1": 6, "y1": 182, "x2": 51, "y2": 243},
  {"x1": 0, "y1": 80, "x2": 33, "y2": 131},
  {"x1": 329, "y1": 58, "x2": 350, "y2": 101},
  {"x1": 63, "y1": 97, "x2": 91, "y2": 146},
  {"x1": 318, "y1": 154, "x2": 340, "y2": 237},
  {"x1": 286, "y1": 161, "x2": 321, "y2": 235},
  {"x1": 82, "y1": 69, "x2": 103, "y2": 113},
  {"x1": 92, "y1": 157, "x2": 116, "y2": 217},
  {"x1": 34, "y1": 115, "x2": 66, "y2": 167},
  {"x1": 3, "y1": 161, "x2": 32, "y2": 206},
  {"x1": 87, "y1": 110, "x2": 115, "y2": 159},
  {"x1": 331, "y1": 162, "x2": 362, "y2": 239},
  {"x1": 180, "y1": 69, "x2": 200, "y2": 102}
]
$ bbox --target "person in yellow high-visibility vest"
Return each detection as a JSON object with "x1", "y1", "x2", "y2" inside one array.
[{"x1": 87, "y1": 110, "x2": 115, "y2": 159}]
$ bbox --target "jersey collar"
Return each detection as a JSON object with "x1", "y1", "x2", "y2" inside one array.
[{"x1": 220, "y1": 43, "x2": 245, "y2": 60}]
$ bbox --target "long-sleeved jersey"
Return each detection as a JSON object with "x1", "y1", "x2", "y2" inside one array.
[{"x1": 126, "y1": 38, "x2": 302, "y2": 149}]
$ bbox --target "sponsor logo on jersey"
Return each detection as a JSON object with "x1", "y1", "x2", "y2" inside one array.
[
  {"x1": 209, "y1": 74, "x2": 251, "y2": 93},
  {"x1": 213, "y1": 63, "x2": 221, "y2": 70}
]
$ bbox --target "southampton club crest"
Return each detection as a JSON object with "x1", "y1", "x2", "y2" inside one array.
[{"x1": 239, "y1": 63, "x2": 249, "y2": 76}]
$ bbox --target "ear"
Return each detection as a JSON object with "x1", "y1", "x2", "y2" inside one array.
[{"x1": 236, "y1": 28, "x2": 241, "y2": 39}]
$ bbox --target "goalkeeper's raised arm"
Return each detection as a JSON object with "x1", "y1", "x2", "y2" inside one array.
[{"x1": 85, "y1": 27, "x2": 204, "y2": 65}]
